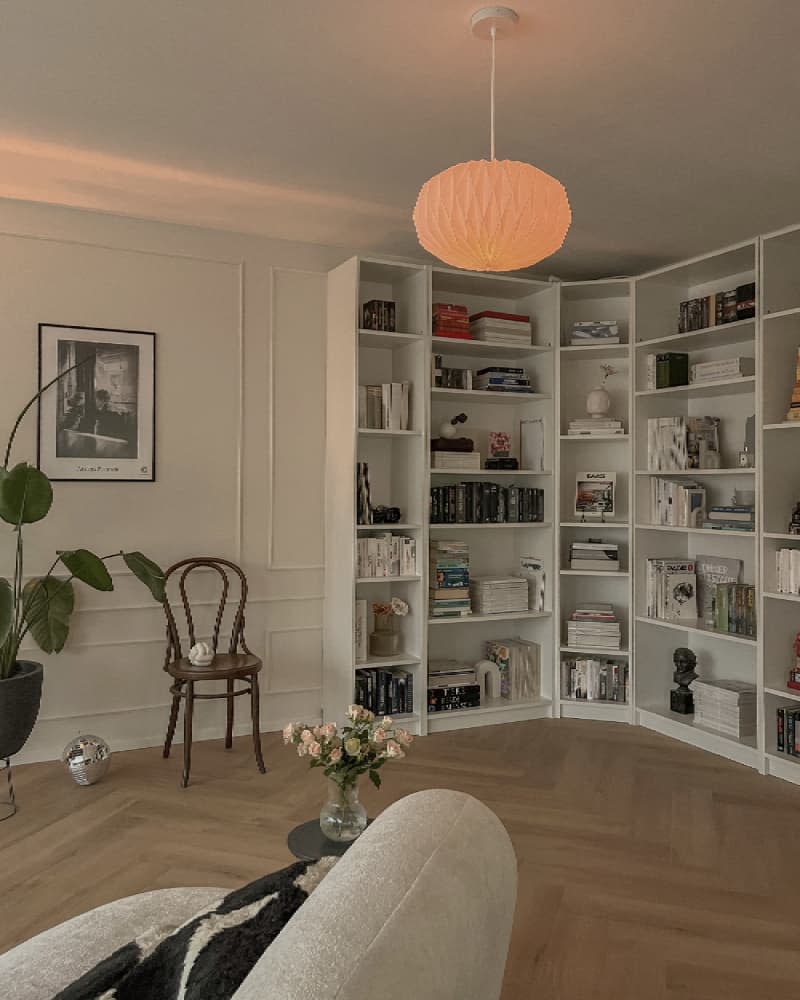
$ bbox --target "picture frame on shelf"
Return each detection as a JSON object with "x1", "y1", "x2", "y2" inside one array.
[
  {"x1": 37, "y1": 323, "x2": 155, "y2": 482},
  {"x1": 574, "y1": 471, "x2": 616, "y2": 518}
]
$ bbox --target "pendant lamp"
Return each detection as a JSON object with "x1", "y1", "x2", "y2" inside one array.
[{"x1": 413, "y1": 6, "x2": 571, "y2": 273}]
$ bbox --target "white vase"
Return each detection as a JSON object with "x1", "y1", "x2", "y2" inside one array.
[{"x1": 586, "y1": 385, "x2": 611, "y2": 419}]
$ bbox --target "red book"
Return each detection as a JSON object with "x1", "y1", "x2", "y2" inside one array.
[
  {"x1": 434, "y1": 329, "x2": 473, "y2": 340},
  {"x1": 433, "y1": 303, "x2": 469, "y2": 315},
  {"x1": 470, "y1": 310, "x2": 530, "y2": 323},
  {"x1": 787, "y1": 681, "x2": 800, "y2": 691}
]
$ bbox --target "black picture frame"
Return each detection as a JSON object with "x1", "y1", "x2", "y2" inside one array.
[{"x1": 37, "y1": 323, "x2": 156, "y2": 482}]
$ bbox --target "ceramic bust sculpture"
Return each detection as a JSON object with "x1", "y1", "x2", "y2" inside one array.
[
  {"x1": 586, "y1": 364, "x2": 617, "y2": 419},
  {"x1": 670, "y1": 646, "x2": 697, "y2": 714}
]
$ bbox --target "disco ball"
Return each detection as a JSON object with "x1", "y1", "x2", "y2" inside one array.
[{"x1": 61, "y1": 734, "x2": 112, "y2": 786}]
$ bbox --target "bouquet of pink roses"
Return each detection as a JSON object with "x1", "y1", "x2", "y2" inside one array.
[{"x1": 283, "y1": 705, "x2": 413, "y2": 789}]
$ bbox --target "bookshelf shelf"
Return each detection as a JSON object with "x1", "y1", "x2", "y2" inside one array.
[
  {"x1": 634, "y1": 317, "x2": 755, "y2": 352},
  {"x1": 356, "y1": 575, "x2": 421, "y2": 584},
  {"x1": 763, "y1": 422, "x2": 800, "y2": 431},
  {"x1": 765, "y1": 686, "x2": 800, "y2": 702},
  {"x1": 559, "y1": 569, "x2": 630, "y2": 577},
  {"x1": 560, "y1": 645, "x2": 630, "y2": 657},
  {"x1": 634, "y1": 523, "x2": 756, "y2": 538},
  {"x1": 431, "y1": 387, "x2": 551, "y2": 404},
  {"x1": 764, "y1": 532, "x2": 800, "y2": 541},
  {"x1": 560, "y1": 434, "x2": 630, "y2": 441},
  {"x1": 429, "y1": 521, "x2": 552, "y2": 531},
  {"x1": 560, "y1": 520, "x2": 629, "y2": 528},
  {"x1": 431, "y1": 336, "x2": 551, "y2": 357},
  {"x1": 764, "y1": 591, "x2": 800, "y2": 603},
  {"x1": 763, "y1": 306, "x2": 800, "y2": 322},
  {"x1": 429, "y1": 468, "x2": 553, "y2": 477},
  {"x1": 428, "y1": 610, "x2": 552, "y2": 626},
  {"x1": 357, "y1": 428, "x2": 421, "y2": 438},
  {"x1": 559, "y1": 343, "x2": 629, "y2": 359},
  {"x1": 356, "y1": 523, "x2": 421, "y2": 531},
  {"x1": 426, "y1": 696, "x2": 552, "y2": 734},
  {"x1": 634, "y1": 615, "x2": 756, "y2": 645},
  {"x1": 634, "y1": 468, "x2": 755, "y2": 476},
  {"x1": 637, "y1": 706, "x2": 760, "y2": 767},
  {"x1": 358, "y1": 328, "x2": 423, "y2": 349},
  {"x1": 358, "y1": 653, "x2": 421, "y2": 669},
  {"x1": 635, "y1": 376, "x2": 756, "y2": 398}
]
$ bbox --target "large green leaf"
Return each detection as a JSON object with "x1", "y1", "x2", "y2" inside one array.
[
  {"x1": 0, "y1": 462, "x2": 53, "y2": 524},
  {"x1": 123, "y1": 551, "x2": 166, "y2": 602},
  {"x1": 59, "y1": 549, "x2": 114, "y2": 592},
  {"x1": 0, "y1": 578, "x2": 13, "y2": 649},
  {"x1": 22, "y1": 577, "x2": 75, "y2": 653}
]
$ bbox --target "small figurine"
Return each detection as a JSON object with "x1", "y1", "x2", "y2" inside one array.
[
  {"x1": 188, "y1": 641, "x2": 214, "y2": 667},
  {"x1": 670, "y1": 646, "x2": 697, "y2": 714},
  {"x1": 431, "y1": 413, "x2": 474, "y2": 452}
]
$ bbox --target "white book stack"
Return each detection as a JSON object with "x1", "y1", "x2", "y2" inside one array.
[
  {"x1": 432, "y1": 451, "x2": 482, "y2": 470},
  {"x1": 570, "y1": 321, "x2": 620, "y2": 346},
  {"x1": 469, "y1": 576, "x2": 529, "y2": 615},
  {"x1": 776, "y1": 548, "x2": 800, "y2": 595},
  {"x1": 568, "y1": 418, "x2": 625, "y2": 436},
  {"x1": 692, "y1": 679, "x2": 757, "y2": 739},
  {"x1": 358, "y1": 382, "x2": 410, "y2": 430},
  {"x1": 569, "y1": 540, "x2": 620, "y2": 571},
  {"x1": 469, "y1": 311, "x2": 532, "y2": 345},
  {"x1": 357, "y1": 534, "x2": 417, "y2": 578},
  {"x1": 566, "y1": 602, "x2": 622, "y2": 650},
  {"x1": 690, "y1": 357, "x2": 755, "y2": 384}
]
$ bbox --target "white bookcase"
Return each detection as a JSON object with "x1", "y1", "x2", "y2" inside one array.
[{"x1": 323, "y1": 232, "x2": 800, "y2": 786}]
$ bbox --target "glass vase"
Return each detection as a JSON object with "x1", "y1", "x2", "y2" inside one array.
[
  {"x1": 369, "y1": 615, "x2": 399, "y2": 656},
  {"x1": 319, "y1": 778, "x2": 368, "y2": 842}
]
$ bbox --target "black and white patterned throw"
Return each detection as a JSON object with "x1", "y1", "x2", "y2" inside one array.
[{"x1": 55, "y1": 856, "x2": 337, "y2": 1000}]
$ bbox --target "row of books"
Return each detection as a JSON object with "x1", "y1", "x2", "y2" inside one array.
[
  {"x1": 647, "y1": 415, "x2": 721, "y2": 471},
  {"x1": 710, "y1": 583, "x2": 757, "y2": 637},
  {"x1": 690, "y1": 357, "x2": 754, "y2": 383},
  {"x1": 693, "y1": 679, "x2": 756, "y2": 739},
  {"x1": 356, "y1": 534, "x2": 417, "y2": 578},
  {"x1": 569, "y1": 540, "x2": 620, "y2": 572},
  {"x1": 354, "y1": 667, "x2": 413, "y2": 716},
  {"x1": 776, "y1": 703, "x2": 800, "y2": 755},
  {"x1": 427, "y1": 662, "x2": 481, "y2": 712},
  {"x1": 648, "y1": 478, "x2": 706, "y2": 527},
  {"x1": 645, "y1": 557, "x2": 756, "y2": 635},
  {"x1": 644, "y1": 353, "x2": 754, "y2": 389},
  {"x1": 432, "y1": 304, "x2": 534, "y2": 345},
  {"x1": 358, "y1": 382, "x2": 410, "y2": 430},
  {"x1": 567, "y1": 417, "x2": 625, "y2": 436},
  {"x1": 362, "y1": 299, "x2": 396, "y2": 332},
  {"x1": 429, "y1": 540, "x2": 470, "y2": 618},
  {"x1": 787, "y1": 346, "x2": 800, "y2": 422},
  {"x1": 430, "y1": 484, "x2": 545, "y2": 524},
  {"x1": 645, "y1": 559, "x2": 697, "y2": 620},
  {"x1": 561, "y1": 658, "x2": 629, "y2": 702},
  {"x1": 677, "y1": 283, "x2": 755, "y2": 333},
  {"x1": 569, "y1": 321, "x2": 620, "y2": 346},
  {"x1": 776, "y1": 547, "x2": 800, "y2": 595},
  {"x1": 566, "y1": 602, "x2": 622, "y2": 650}
]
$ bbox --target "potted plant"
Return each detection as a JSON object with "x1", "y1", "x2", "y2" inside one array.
[
  {"x1": 284, "y1": 706, "x2": 413, "y2": 842},
  {"x1": 0, "y1": 371, "x2": 165, "y2": 792}
]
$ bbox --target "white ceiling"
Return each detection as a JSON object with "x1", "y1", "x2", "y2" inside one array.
[{"x1": 1, "y1": 0, "x2": 799, "y2": 278}]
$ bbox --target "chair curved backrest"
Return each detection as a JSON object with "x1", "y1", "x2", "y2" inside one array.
[{"x1": 161, "y1": 557, "x2": 250, "y2": 667}]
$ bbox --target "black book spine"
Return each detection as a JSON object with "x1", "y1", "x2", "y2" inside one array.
[
  {"x1": 448, "y1": 485, "x2": 456, "y2": 523},
  {"x1": 777, "y1": 706, "x2": 786, "y2": 753},
  {"x1": 456, "y1": 484, "x2": 466, "y2": 523}
]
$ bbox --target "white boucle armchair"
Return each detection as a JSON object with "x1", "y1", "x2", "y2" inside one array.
[{"x1": 1, "y1": 789, "x2": 518, "y2": 1000}]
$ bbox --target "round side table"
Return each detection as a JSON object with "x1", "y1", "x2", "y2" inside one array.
[{"x1": 287, "y1": 819, "x2": 373, "y2": 861}]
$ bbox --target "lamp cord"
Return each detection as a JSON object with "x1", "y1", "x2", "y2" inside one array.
[{"x1": 490, "y1": 25, "x2": 496, "y2": 160}]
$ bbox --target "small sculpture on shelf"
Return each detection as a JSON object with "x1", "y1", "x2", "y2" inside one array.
[
  {"x1": 585, "y1": 364, "x2": 617, "y2": 420},
  {"x1": 356, "y1": 462, "x2": 372, "y2": 525},
  {"x1": 188, "y1": 641, "x2": 214, "y2": 667},
  {"x1": 431, "y1": 413, "x2": 474, "y2": 452},
  {"x1": 371, "y1": 506, "x2": 401, "y2": 524},
  {"x1": 670, "y1": 646, "x2": 698, "y2": 715},
  {"x1": 788, "y1": 633, "x2": 800, "y2": 691}
]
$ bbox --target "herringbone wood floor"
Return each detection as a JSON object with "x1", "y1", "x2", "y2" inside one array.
[{"x1": 3, "y1": 719, "x2": 800, "y2": 999}]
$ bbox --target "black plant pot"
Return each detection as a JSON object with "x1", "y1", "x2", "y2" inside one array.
[{"x1": 0, "y1": 661, "x2": 43, "y2": 760}]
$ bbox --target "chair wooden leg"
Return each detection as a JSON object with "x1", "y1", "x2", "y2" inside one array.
[
  {"x1": 182, "y1": 681, "x2": 194, "y2": 788},
  {"x1": 163, "y1": 684, "x2": 182, "y2": 759},
  {"x1": 225, "y1": 679, "x2": 234, "y2": 749},
  {"x1": 250, "y1": 673, "x2": 267, "y2": 774}
]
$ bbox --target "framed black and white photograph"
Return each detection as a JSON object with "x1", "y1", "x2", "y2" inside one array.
[
  {"x1": 574, "y1": 471, "x2": 616, "y2": 518},
  {"x1": 38, "y1": 324, "x2": 156, "y2": 481}
]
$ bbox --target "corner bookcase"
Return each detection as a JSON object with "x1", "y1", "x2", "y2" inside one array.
[{"x1": 324, "y1": 227, "x2": 800, "y2": 787}]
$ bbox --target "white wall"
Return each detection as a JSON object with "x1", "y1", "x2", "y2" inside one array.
[{"x1": 0, "y1": 199, "x2": 350, "y2": 763}]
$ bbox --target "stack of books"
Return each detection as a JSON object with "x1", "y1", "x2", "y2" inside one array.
[
  {"x1": 356, "y1": 534, "x2": 417, "y2": 578},
  {"x1": 469, "y1": 310, "x2": 532, "y2": 345},
  {"x1": 433, "y1": 303, "x2": 471, "y2": 339},
  {"x1": 362, "y1": 300, "x2": 396, "y2": 332},
  {"x1": 567, "y1": 417, "x2": 625, "y2": 436},
  {"x1": 704, "y1": 505, "x2": 755, "y2": 532},
  {"x1": 566, "y1": 602, "x2": 622, "y2": 650},
  {"x1": 649, "y1": 478, "x2": 706, "y2": 527},
  {"x1": 469, "y1": 576, "x2": 529, "y2": 615},
  {"x1": 776, "y1": 548, "x2": 800, "y2": 594},
  {"x1": 355, "y1": 668, "x2": 413, "y2": 716},
  {"x1": 473, "y1": 366, "x2": 534, "y2": 393},
  {"x1": 485, "y1": 639, "x2": 541, "y2": 701},
  {"x1": 427, "y1": 662, "x2": 481, "y2": 713},
  {"x1": 647, "y1": 416, "x2": 721, "y2": 472},
  {"x1": 645, "y1": 559, "x2": 697, "y2": 620},
  {"x1": 429, "y1": 541, "x2": 471, "y2": 618},
  {"x1": 431, "y1": 451, "x2": 481, "y2": 471},
  {"x1": 776, "y1": 702, "x2": 800, "y2": 755},
  {"x1": 430, "y1": 483, "x2": 544, "y2": 523},
  {"x1": 678, "y1": 282, "x2": 755, "y2": 333},
  {"x1": 570, "y1": 321, "x2": 620, "y2": 346},
  {"x1": 358, "y1": 382, "x2": 410, "y2": 430},
  {"x1": 690, "y1": 357, "x2": 755, "y2": 384},
  {"x1": 786, "y1": 347, "x2": 800, "y2": 422},
  {"x1": 569, "y1": 540, "x2": 620, "y2": 571},
  {"x1": 693, "y1": 679, "x2": 756, "y2": 739},
  {"x1": 561, "y1": 657, "x2": 628, "y2": 702}
]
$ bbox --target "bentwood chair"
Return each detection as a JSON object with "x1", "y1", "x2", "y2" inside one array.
[{"x1": 161, "y1": 557, "x2": 267, "y2": 787}]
